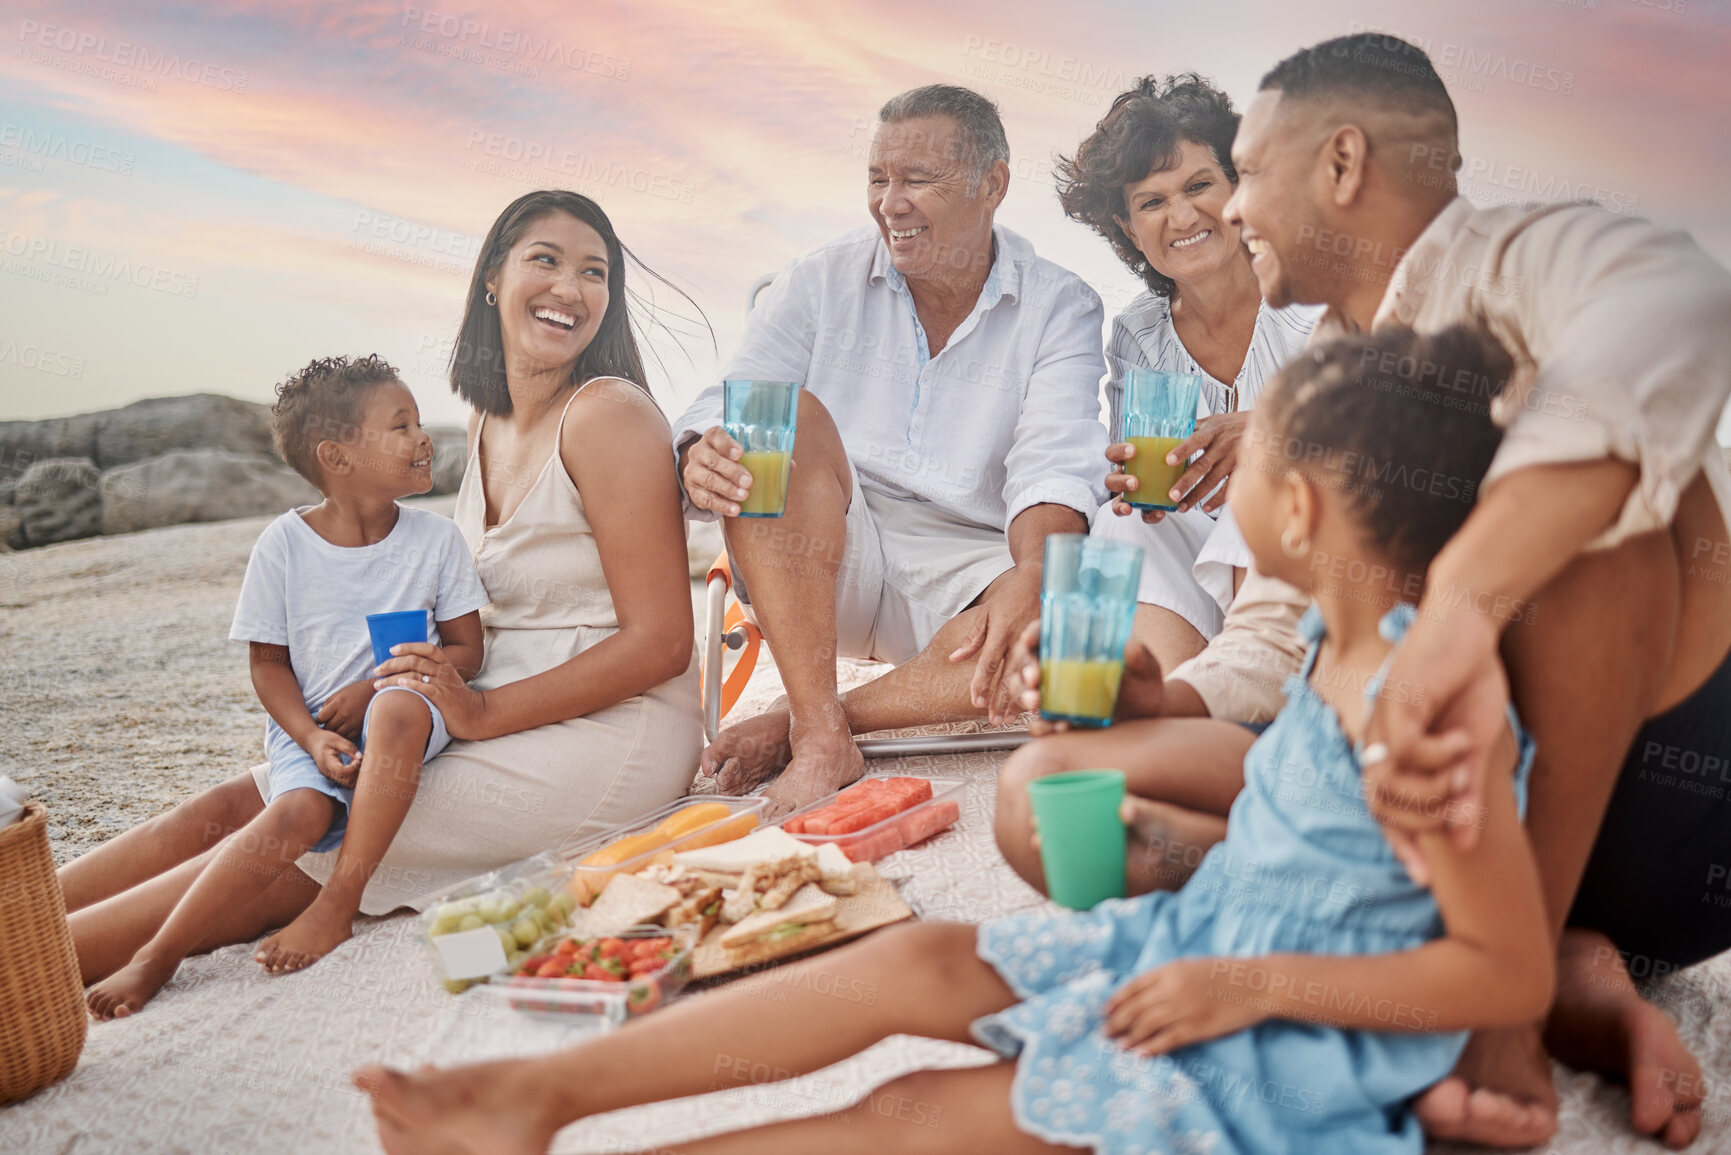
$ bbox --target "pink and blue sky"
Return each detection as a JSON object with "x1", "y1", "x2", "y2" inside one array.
[{"x1": 1, "y1": 0, "x2": 1727, "y2": 433}]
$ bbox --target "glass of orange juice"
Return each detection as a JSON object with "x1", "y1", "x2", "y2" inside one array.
[
  {"x1": 1038, "y1": 535, "x2": 1142, "y2": 727},
  {"x1": 723, "y1": 380, "x2": 800, "y2": 518},
  {"x1": 1121, "y1": 368, "x2": 1205, "y2": 511}
]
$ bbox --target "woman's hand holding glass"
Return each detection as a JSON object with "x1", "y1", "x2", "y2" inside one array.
[
  {"x1": 373, "y1": 642, "x2": 490, "y2": 740},
  {"x1": 1105, "y1": 411, "x2": 1249, "y2": 522}
]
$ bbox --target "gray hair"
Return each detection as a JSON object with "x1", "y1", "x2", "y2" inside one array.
[{"x1": 877, "y1": 85, "x2": 1010, "y2": 192}]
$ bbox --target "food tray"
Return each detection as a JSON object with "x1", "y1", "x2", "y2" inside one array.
[
  {"x1": 421, "y1": 852, "x2": 577, "y2": 991},
  {"x1": 561, "y1": 795, "x2": 768, "y2": 904},
  {"x1": 486, "y1": 923, "x2": 699, "y2": 1025},
  {"x1": 777, "y1": 776, "x2": 965, "y2": 863},
  {"x1": 688, "y1": 863, "x2": 913, "y2": 979}
]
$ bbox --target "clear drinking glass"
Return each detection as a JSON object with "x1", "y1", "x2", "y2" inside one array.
[
  {"x1": 1121, "y1": 368, "x2": 1205, "y2": 511},
  {"x1": 1038, "y1": 534, "x2": 1143, "y2": 727},
  {"x1": 723, "y1": 380, "x2": 800, "y2": 518}
]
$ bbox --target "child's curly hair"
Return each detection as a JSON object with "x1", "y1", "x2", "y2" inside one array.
[
  {"x1": 1258, "y1": 325, "x2": 1514, "y2": 580},
  {"x1": 270, "y1": 354, "x2": 402, "y2": 485}
]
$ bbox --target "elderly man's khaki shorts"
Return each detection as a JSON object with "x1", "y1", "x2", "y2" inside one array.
[{"x1": 734, "y1": 459, "x2": 1014, "y2": 665}]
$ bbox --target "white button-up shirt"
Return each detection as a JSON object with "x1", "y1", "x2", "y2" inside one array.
[{"x1": 674, "y1": 224, "x2": 1109, "y2": 532}]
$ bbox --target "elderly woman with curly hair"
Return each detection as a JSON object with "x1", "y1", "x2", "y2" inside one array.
[{"x1": 1059, "y1": 74, "x2": 1321, "y2": 672}]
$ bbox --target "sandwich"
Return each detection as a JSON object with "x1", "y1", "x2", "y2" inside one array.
[
  {"x1": 718, "y1": 884, "x2": 839, "y2": 963},
  {"x1": 662, "y1": 884, "x2": 725, "y2": 939},
  {"x1": 721, "y1": 854, "x2": 823, "y2": 923},
  {"x1": 813, "y1": 842, "x2": 859, "y2": 896},
  {"x1": 577, "y1": 871, "x2": 680, "y2": 935}
]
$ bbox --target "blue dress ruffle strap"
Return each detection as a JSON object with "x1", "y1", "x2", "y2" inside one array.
[{"x1": 972, "y1": 603, "x2": 1536, "y2": 1154}]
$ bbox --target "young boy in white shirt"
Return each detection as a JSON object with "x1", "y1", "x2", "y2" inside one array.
[{"x1": 87, "y1": 355, "x2": 488, "y2": 1018}]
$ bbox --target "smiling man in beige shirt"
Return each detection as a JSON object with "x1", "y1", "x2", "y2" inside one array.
[{"x1": 997, "y1": 31, "x2": 1731, "y2": 1152}]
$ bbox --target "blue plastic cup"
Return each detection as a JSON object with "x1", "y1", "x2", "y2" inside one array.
[
  {"x1": 723, "y1": 379, "x2": 800, "y2": 518},
  {"x1": 366, "y1": 610, "x2": 429, "y2": 669},
  {"x1": 1121, "y1": 368, "x2": 1205, "y2": 511},
  {"x1": 1038, "y1": 535, "x2": 1143, "y2": 728}
]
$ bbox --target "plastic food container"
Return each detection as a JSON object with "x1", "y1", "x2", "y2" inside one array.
[
  {"x1": 422, "y1": 852, "x2": 579, "y2": 993},
  {"x1": 487, "y1": 923, "x2": 698, "y2": 1025},
  {"x1": 562, "y1": 795, "x2": 768, "y2": 905},
  {"x1": 779, "y1": 776, "x2": 966, "y2": 862}
]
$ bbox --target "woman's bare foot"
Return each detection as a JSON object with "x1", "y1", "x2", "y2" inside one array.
[
  {"x1": 1414, "y1": 1025, "x2": 1559, "y2": 1148},
  {"x1": 761, "y1": 712, "x2": 864, "y2": 817},
  {"x1": 704, "y1": 702, "x2": 793, "y2": 794},
  {"x1": 87, "y1": 952, "x2": 179, "y2": 1020},
  {"x1": 355, "y1": 1059, "x2": 563, "y2": 1155},
  {"x1": 255, "y1": 897, "x2": 354, "y2": 974},
  {"x1": 1543, "y1": 928, "x2": 1703, "y2": 1150}
]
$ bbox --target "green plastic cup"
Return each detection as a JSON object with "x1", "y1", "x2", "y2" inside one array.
[{"x1": 1027, "y1": 769, "x2": 1128, "y2": 909}]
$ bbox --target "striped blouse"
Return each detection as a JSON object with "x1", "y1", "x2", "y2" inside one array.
[{"x1": 1102, "y1": 289, "x2": 1323, "y2": 438}]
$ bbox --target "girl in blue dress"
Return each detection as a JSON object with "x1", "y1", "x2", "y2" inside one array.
[{"x1": 358, "y1": 324, "x2": 1555, "y2": 1155}]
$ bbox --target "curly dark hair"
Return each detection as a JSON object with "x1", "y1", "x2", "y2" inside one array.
[
  {"x1": 1259, "y1": 324, "x2": 1512, "y2": 581},
  {"x1": 1056, "y1": 73, "x2": 1240, "y2": 298},
  {"x1": 270, "y1": 353, "x2": 401, "y2": 485}
]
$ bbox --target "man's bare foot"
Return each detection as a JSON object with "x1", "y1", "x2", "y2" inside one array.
[
  {"x1": 255, "y1": 897, "x2": 354, "y2": 974},
  {"x1": 87, "y1": 952, "x2": 179, "y2": 1020},
  {"x1": 355, "y1": 1059, "x2": 562, "y2": 1155},
  {"x1": 703, "y1": 701, "x2": 792, "y2": 794},
  {"x1": 1543, "y1": 928, "x2": 1703, "y2": 1150},
  {"x1": 760, "y1": 713, "x2": 865, "y2": 817}
]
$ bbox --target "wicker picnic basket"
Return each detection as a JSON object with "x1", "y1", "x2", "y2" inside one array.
[{"x1": 0, "y1": 801, "x2": 86, "y2": 1103}]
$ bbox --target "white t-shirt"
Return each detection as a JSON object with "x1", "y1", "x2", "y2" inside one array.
[{"x1": 229, "y1": 505, "x2": 490, "y2": 755}]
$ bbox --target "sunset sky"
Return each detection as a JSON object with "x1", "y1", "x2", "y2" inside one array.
[{"x1": 2, "y1": 0, "x2": 1728, "y2": 435}]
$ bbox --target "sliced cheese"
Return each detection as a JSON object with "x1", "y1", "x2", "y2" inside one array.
[{"x1": 673, "y1": 825, "x2": 815, "y2": 873}]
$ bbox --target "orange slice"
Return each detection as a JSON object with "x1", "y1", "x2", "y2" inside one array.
[
  {"x1": 578, "y1": 830, "x2": 670, "y2": 868},
  {"x1": 654, "y1": 802, "x2": 734, "y2": 841},
  {"x1": 669, "y1": 810, "x2": 759, "y2": 852}
]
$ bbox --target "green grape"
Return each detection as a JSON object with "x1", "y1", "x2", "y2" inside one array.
[
  {"x1": 442, "y1": 978, "x2": 472, "y2": 994},
  {"x1": 495, "y1": 925, "x2": 515, "y2": 952},
  {"x1": 457, "y1": 913, "x2": 486, "y2": 932},
  {"x1": 511, "y1": 917, "x2": 541, "y2": 948},
  {"x1": 429, "y1": 914, "x2": 464, "y2": 936},
  {"x1": 522, "y1": 886, "x2": 552, "y2": 908},
  {"x1": 434, "y1": 902, "x2": 466, "y2": 922}
]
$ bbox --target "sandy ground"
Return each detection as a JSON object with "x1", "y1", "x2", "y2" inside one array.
[{"x1": 0, "y1": 502, "x2": 298, "y2": 863}]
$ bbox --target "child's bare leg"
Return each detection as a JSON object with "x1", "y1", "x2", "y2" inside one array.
[
  {"x1": 379, "y1": 1063, "x2": 1074, "y2": 1155},
  {"x1": 358, "y1": 922, "x2": 1015, "y2": 1154},
  {"x1": 58, "y1": 771, "x2": 267, "y2": 912},
  {"x1": 995, "y1": 718, "x2": 1248, "y2": 894},
  {"x1": 71, "y1": 850, "x2": 320, "y2": 983},
  {"x1": 86, "y1": 789, "x2": 333, "y2": 1019},
  {"x1": 259, "y1": 691, "x2": 433, "y2": 973}
]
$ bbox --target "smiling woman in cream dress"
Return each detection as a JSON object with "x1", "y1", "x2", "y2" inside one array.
[{"x1": 59, "y1": 190, "x2": 703, "y2": 978}]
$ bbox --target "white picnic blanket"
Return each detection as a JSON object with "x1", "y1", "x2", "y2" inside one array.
[{"x1": 4, "y1": 514, "x2": 1729, "y2": 1153}]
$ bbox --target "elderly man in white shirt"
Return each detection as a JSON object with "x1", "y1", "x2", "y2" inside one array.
[{"x1": 674, "y1": 84, "x2": 1108, "y2": 812}]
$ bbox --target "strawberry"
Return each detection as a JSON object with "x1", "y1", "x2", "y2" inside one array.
[{"x1": 626, "y1": 978, "x2": 662, "y2": 1015}]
